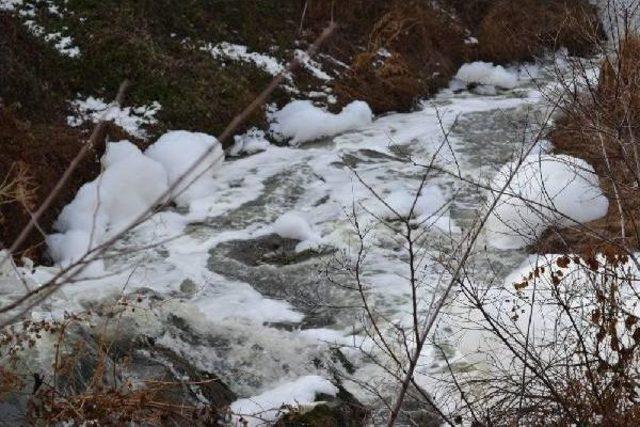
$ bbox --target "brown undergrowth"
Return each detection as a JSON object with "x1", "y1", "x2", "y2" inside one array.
[
  {"x1": 0, "y1": 107, "x2": 102, "y2": 261},
  {"x1": 464, "y1": 0, "x2": 603, "y2": 63},
  {"x1": 332, "y1": 0, "x2": 467, "y2": 113},
  {"x1": 331, "y1": 0, "x2": 602, "y2": 113},
  {"x1": 538, "y1": 36, "x2": 640, "y2": 254}
]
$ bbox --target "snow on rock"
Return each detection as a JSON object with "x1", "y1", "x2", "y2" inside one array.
[
  {"x1": 374, "y1": 186, "x2": 445, "y2": 220},
  {"x1": 67, "y1": 96, "x2": 161, "y2": 139},
  {"x1": 48, "y1": 141, "x2": 169, "y2": 274},
  {"x1": 453, "y1": 61, "x2": 518, "y2": 91},
  {"x1": 486, "y1": 154, "x2": 609, "y2": 249},
  {"x1": 145, "y1": 131, "x2": 224, "y2": 207},
  {"x1": 272, "y1": 212, "x2": 323, "y2": 252},
  {"x1": 270, "y1": 100, "x2": 373, "y2": 145},
  {"x1": 366, "y1": 185, "x2": 459, "y2": 232},
  {"x1": 229, "y1": 128, "x2": 271, "y2": 156},
  {"x1": 231, "y1": 375, "x2": 338, "y2": 426},
  {"x1": 195, "y1": 280, "x2": 304, "y2": 324},
  {"x1": 205, "y1": 42, "x2": 285, "y2": 76}
]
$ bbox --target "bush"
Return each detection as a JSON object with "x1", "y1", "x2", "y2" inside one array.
[
  {"x1": 541, "y1": 35, "x2": 640, "y2": 252},
  {"x1": 334, "y1": 1, "x2": 467, "y2": 113},
  {"x1": 475, "y1": 0, "x2": 603, "y2": 63}
]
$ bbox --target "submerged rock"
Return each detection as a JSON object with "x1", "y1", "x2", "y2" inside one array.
[{"x1": 209, "y1": 234, "x2": 352, "y2": 329}]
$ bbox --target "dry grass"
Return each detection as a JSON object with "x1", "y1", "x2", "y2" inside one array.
[
  {"x1": 461, "y1": 0, "x2": 603, "y2": 63},
  {"x1": 539, "y1": 36, "x2": 640, "y2": 253},
  {"x1": 0, "y1": 161, "x2": 37, "y2": 223},
  {"x1": 0, "y1": 106, "x2": 101, "y2": 261},
  {"x1": 334, "y1": 1, "x2": 467, "y2": 113}
]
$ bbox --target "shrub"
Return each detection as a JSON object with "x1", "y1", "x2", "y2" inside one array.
[
  {"x1": 542, "y1": 35, "x2": 640, "y2": 252},
  {"x1": 473, "y1": 0, "x2": 603, "y2": 63},
  {"x1": 334, "y1": 1, "x2": 467, "y2": 113}
]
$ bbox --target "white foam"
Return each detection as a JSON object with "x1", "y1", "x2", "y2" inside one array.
[
  {"x1": 486, "y1": 154, "x2": 609, "y2": 249},
  {"x1": 270, "y1": 100, "x2": 373, "y2": 145}
]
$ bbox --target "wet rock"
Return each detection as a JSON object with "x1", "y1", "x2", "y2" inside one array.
[
  {"x1": 275, "y1": 385, "x2": 369, "y2": 427},
  {"x1": 180, "y1": 278, "x2": 198, "y2": 295},
  {"x1": 221, "y1": 234, "x2": 329, "y2": 267},
  {"x1": 209, "y1": 234, "x2": 352, "y2": 329},
  {"x1": 126, "y1": 344, "x2": 236, "y2": 409}
]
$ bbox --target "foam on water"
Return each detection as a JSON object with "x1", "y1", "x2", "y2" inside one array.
[{"x1": 12, "y1": 62, "x2": 571, "y2": 414}]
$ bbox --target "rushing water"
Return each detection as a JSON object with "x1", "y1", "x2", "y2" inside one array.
[{"x1": 6, "y1": 64, "x2": 564, "y2": 420}]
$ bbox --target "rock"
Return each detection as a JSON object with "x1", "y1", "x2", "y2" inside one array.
[{"x1": 275, "y1": 385, "x2": 369, "y2": 427}]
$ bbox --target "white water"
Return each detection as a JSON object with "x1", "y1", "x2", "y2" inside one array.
[{"x1": 3, "y1": 64, "x2": 566, "y2": 420}]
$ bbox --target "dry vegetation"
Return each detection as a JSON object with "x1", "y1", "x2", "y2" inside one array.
[{"x1": 540, "y1": 34, "x2": 640, "y2": 253}]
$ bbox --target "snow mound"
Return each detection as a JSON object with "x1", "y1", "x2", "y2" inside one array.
[
  {"x1": 454, "y1": 61, "x2": 518, "y2": 90},
  {"x1": 486, "y1": 154, "x2": 609, "y2": 249},
  {"x1": 48, "y1": 131, "x2": 225, "y2": 275},
  {"x1": 48, "y1": 141, "x2": 169, "y2": 273},
  {"x1": 272, "y1": 212, "x2": 322, "y2": 252},
  {"x1": 270, "y1": 100, "x2": 373, "y2": 145},
  {"x1": 231, "y1": 375, "x2": 338, "y2": 426},
  {"x1": 145, "y1": 131, "x2": 224, "y2": 207},
  {"x1": 206, "y1": 42, "x2": 285, "y2": 76}
]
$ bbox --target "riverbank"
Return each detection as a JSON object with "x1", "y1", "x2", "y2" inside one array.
[
  {"x1": 536, "y1": 35, "x2": 640, "y2": 255},
  {"x1": 1, "y1": 0, "x2": 602, "y2": 261}
]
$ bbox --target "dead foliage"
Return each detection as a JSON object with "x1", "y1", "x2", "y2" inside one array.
[{"x1": 473, "y1": 0, "x2": 604, "y2": 63}]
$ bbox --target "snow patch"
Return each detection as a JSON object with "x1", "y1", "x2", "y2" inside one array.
[
  {"x1": 67, "y1": 97, "x2": 161, "y2": 139},
  {"x1": 231, "y1": 375, "x2": 338, "y2": 426},
  {"x1": 206, "y1": 42, "x2": 285, "y2": 76},
  {"x1": 0, "y1": 0, "x2": 22, "y2": 11},
  {"x1": 294, "y1": 49, "x2": 332, "y2": 80},
  {"x1": 45, "y1": 32, "x2": 80, "y2": 57},
  {"x1": 486, "y1": 154, "x2": 609, "y2": 249},
  {"x1": 270, "y1": 100, "x2": 373, "y2": 145}
]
